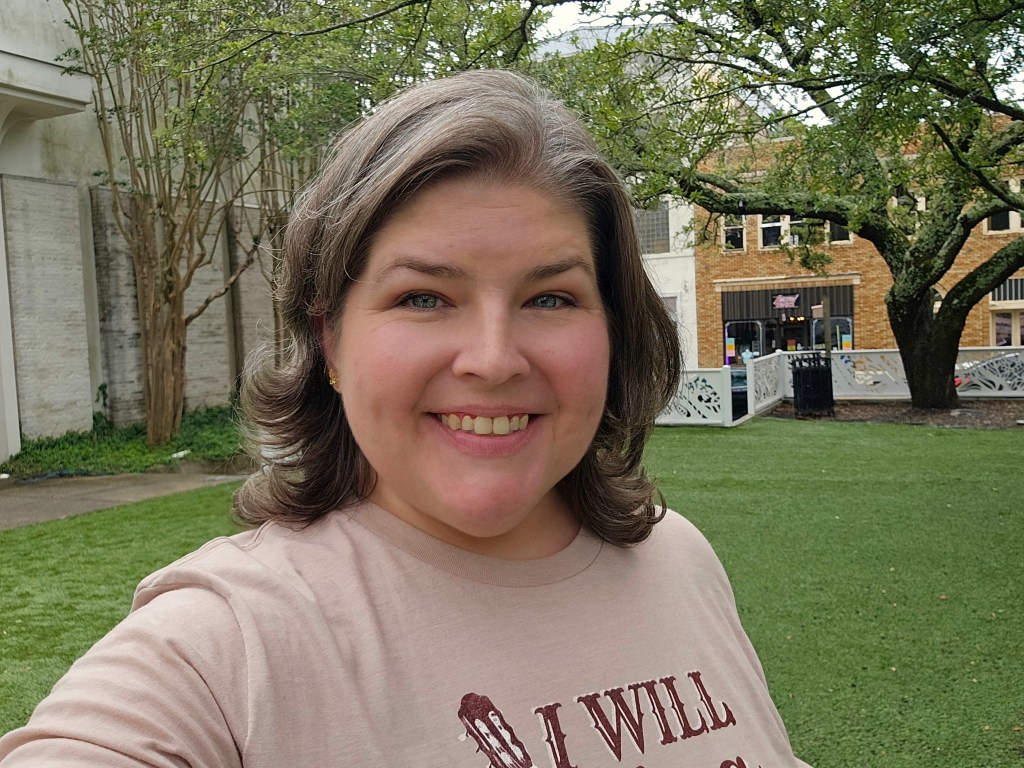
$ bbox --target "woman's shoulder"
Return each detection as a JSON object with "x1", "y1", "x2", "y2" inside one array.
[
  {"x1": 648, "y1": 507, "x2": 717, "y2": 552},
  {"x1": 631, "y1": 508, "x2": 735, "y2": 588},
  {"x1": 133, "y1": 511, "x2": 361, "y2": 611}
]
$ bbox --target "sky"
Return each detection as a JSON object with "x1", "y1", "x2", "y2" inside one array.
[{"x1": 540, "y1": 1, "x2": 628, "y2": 36}]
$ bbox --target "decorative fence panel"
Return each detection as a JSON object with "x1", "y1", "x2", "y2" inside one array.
[
  {"x1": 658, "y1": 346, "x2": 1024, "y2": 427},
  {"x1": 783, "y1": 347, "x2": 1024, "y2": 400},
  {"x1": 659, "y1": 368, "x2": 733, "y2": 426},
  {"x1": 816, "y1": 350, "x2": 906, "y2": 399},
  {"x1": 953, "y1": 348, "x2": 1024, "y2": 396},
  {"x1": 748, "y1": 351, "x2": 786, "y2": 414}
]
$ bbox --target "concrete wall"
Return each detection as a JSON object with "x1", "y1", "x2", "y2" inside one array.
[
  {"x1": 0, "y1": 0, "x2": 100, "y2": 179},
  {"x1": 0, "y1": 1, "x2": 279, "y2": 461},
  {"x1": 1, "y1": 175, "x2": 93, "y2": 437},
  {"x1": 183, "y1": 226, "x2": 235, "y2": 410},
  {"x1": 89, "y1": 187, "x2": 144, "y2": 426},
  {"x1": 231, "y1": 207, "x2": 277, "y2": 372}
]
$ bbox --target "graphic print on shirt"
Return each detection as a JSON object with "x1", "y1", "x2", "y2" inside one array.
[
  {"x1": 458, "y1": 670, "x2": 769, "y2": 768},
  {"x1": 459, "y1": 692, "x2": 535, "y2": 768}
]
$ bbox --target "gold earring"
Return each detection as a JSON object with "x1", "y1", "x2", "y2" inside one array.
[{"x1": 328, "y1": 369, "x2": 338, "y2": 387}]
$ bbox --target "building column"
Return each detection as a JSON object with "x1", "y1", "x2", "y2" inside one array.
[{"x1": 0, "y1": 179, "x2": 22, "y2": 462}]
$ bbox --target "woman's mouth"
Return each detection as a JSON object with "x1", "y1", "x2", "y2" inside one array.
[{"x1": 436, "y1": 413, "x2": 530, "y2": 436}]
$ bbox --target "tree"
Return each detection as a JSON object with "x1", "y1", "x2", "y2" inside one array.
[
  {"x1": 62, "y1": 0, "x2": 553, "y2": 444},
  {"x1": 536, "y1": 0, "x2": 1024, "y2": 408},
  {"x1": 218, "y1": 0, "x2": 552, "y2": 356},
  {"x1": 61, "y1": 0, "x2": 264, "y2": 445}
]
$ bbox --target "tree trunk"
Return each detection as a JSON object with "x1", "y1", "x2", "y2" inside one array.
[
  {"x1": 144, "y1": 298, "x2": 186, "y2": 446},
  {"x1": 886, "y1": 286, "x2": 963, "y2": 409},
  {"x1": 131, "y1": 202, "x2": 188, "y2": 447}
]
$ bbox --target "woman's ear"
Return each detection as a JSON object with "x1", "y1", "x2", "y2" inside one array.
[{"x1": 316, "y1": 315, "x2": 338, "y2": 388}]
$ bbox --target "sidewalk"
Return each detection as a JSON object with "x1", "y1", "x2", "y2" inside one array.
[{"x1": 0, "y1": 470, "x2": 247, "y2": 532}]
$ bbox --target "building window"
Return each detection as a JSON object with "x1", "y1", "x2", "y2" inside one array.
[
  {"x1": 661, "y1": 295, "x2": 678, "y2": 320},
  {"x1": 758, "y1": 214, "x2": 813, "y2": 248},
  {"x1": 992, "y1": 277, "x2": 1024, "y2": 302},
  {"x1": 723, "y1": 214, "x2": 745, "y2": 250},
  {"x1": 812, "y1": 317, "x2": 854, "y2": 350},
  {"x1": 991, "y1": 310, "x2": 1023, "y2": 346},
  {"x1": 636, "y1": 203, "x2": 671, "y2": 254},
  {"x1": 829, "y1": 221, "x2": 852, "y2": 243},
  {"x1": 724, "y1": 320, "x2": 764, "y2": 364},
  {"x1": 985, "y1": 180, "x2": 1022, "y2": 233},
  {"x1": 760, "y1": 215, "x2": 783, "y2": 248},
  {"x1": 787, "y1": 215, "x2": 806, "y2": 244},
  {"x1": 988, "y1": 210, "x2": 1012, "y2": 232}
]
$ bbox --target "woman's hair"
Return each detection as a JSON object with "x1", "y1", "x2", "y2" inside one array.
[{"x1": 235, "y1": 69, "x2": 681, "y2": 546}]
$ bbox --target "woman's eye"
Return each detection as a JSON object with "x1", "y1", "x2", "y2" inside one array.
[
  {"x1": 530, "y1": 294, "x2": 570, "y2": 309},
  {"x1": 400, "y1": 293, "x2": 441, "y2": 309}
]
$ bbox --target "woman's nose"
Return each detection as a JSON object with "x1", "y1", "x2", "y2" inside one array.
[{"x1": 451, "y1": 310, "x2": 531, "y2": 383}]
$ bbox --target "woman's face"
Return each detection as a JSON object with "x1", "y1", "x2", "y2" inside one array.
[{"x1": 322, "y1": 177, "x2": 610, "y2": 559}]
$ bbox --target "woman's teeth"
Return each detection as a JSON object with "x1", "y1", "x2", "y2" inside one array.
[{"x1": 438, "y1": 413, "x2": 530, "y2": 436}]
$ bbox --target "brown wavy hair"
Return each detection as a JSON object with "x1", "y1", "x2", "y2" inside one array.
[{"x1": 234, "y1": 69, "x2": 681, "y2": 545}]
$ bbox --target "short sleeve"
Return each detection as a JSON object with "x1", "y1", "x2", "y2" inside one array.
[{"x1": 0, "y1": 588, "x2": 248, "y2": 767}]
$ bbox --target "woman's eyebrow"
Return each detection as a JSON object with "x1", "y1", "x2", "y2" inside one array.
[
  {"x1": 372, "y1": 256, "x2": 595, "y2": 282},
  {"x1": 524, "y1": 258, "x2": 596, "y2": 283},
  {"x1": 373, "y1": 258, "x2": 469, "y2": 281}
]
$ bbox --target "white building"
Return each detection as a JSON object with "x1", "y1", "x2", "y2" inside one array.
[
  {"x1": 0, "y1": 1, "x2": 272, "y2": 462},
  {"x1": 635, "y1": 200, "x2": 699, "y2": 365}
]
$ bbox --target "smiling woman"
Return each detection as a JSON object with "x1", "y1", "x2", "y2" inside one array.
[
  {"x1": 236, "y1": 69, "x2": 680, "y2": 548},
  {"x1": 0, "y1": 71, "x2": 813, "y2": 768},
  {"x1": 322, "y1": 179, "x2": 608, "y2": 559}
]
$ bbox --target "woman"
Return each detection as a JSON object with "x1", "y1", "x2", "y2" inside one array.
[{"x1": 0, "y1": 70, "x2": 811, "y2": 767}]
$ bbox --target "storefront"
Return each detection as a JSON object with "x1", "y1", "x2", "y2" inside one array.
[{"x1": 721, "y1": 284, "x2": 855, "y2": 365}]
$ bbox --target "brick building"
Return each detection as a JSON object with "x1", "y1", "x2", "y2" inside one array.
[{"x1": 691, "y1": 199, "x2": 1024, "y2": 370}]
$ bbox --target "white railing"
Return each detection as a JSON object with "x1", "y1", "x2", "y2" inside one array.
[
  {"x1": 952, "y1": 347, "x2": 1024, "y2": 396},
  {"x1": 657, "y1": 352, "x2": 787, "y2": 427},
  {"x1": 657, "y1": 346, "x2": 1024, "y2": 427},
  {"x1": 793, "y1": 347, "x2": 1024, "y2": 400},
  {"x1": 659, "y1": 367, "x2": 735, "y2": 426},
  {"x1": 748, "y1": 350, "x2": 786, "y2": 413}
]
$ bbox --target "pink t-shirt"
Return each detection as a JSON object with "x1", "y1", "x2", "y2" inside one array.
[{"x1": 0, "y1": 505, "x2": 812, "y2": 768}]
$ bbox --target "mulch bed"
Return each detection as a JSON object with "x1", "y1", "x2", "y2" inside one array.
[{"x1": 767, "y1": 398, "x2": 1024, "y2": 429}]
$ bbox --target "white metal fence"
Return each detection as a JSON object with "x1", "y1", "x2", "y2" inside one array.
[{"x1": 657, "y1": 346, "x2": 1024, "y2": 427}]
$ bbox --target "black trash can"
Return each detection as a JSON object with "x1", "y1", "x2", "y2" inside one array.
[{"x1": 790, "y1": 352, "x2": 834, "y2": 417}]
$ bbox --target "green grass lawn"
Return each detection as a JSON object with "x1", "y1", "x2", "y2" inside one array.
[
  {"x1": 1, "y1": 416, "x2": 1021, "y2": 766},
  {"x1": 0, "y1": 483, "x2": 243, "y2": 733},
  {"x1": 646, "y1": 419, "x2": 1023, "y2": 767}
]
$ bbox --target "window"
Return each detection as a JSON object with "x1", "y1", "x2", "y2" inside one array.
[
  {"x1": 760, "y1": 215, "x2": 783, "y2": 248},
  {"x1": 787, "y1": 216, "x2": 805, "y2": 244},
  {"x1": 660, "y1": 295, "x2": 678, "y2": 320},
  {"x1": 636, "y1": 203, "x2": 670, "y2": 254},
  {"x1": 991, "y1": 311, "x2": 1023, "y2": 346},
  {"x1": 990, "y1": 276, "x2": 1024, "y2": 345},
  {"x1": 985, "y1": 180, "x2": 1022, "y2": 233},
  {"x1": 812, "y1": 317, "x2": 854, "y2": 350},
  {"x1": 829, "y1": 221, "x2": 852, "y2": 243},
  {"x1": 758, "y1": 214, "x2": 810, "y2": 248},
  {"x1": 724, "y1": 320, "x2": 763, "y2": 365},
  {"x1": 992, "y1": 277, "x2": 1024, "y2": 302},
  {"x1": 723, "y1": 214, "x2": 745, "y2": 250},
  {"x1": 988, "y1": 210, "x2": 1012, "y2": 232},
  {"x1": 891, "y1": 191, "x2": 927, "y2": 235}
]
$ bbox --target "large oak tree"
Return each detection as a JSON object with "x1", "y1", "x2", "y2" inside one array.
[{"x1": 536, "y1": 0, "x2": 1024, "y2": 408}]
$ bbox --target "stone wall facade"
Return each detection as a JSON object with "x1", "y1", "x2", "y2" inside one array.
[
  {"x1": 1, "y1": 179, "x2": 276, "y2": 437},
  {"x1": 2, "y1": 175, "x2": 94, "y2": 438}
]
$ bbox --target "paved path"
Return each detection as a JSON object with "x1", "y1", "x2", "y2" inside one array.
[{"x1": 0, "y1": 471, "x2": 247, "y2": 532}]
